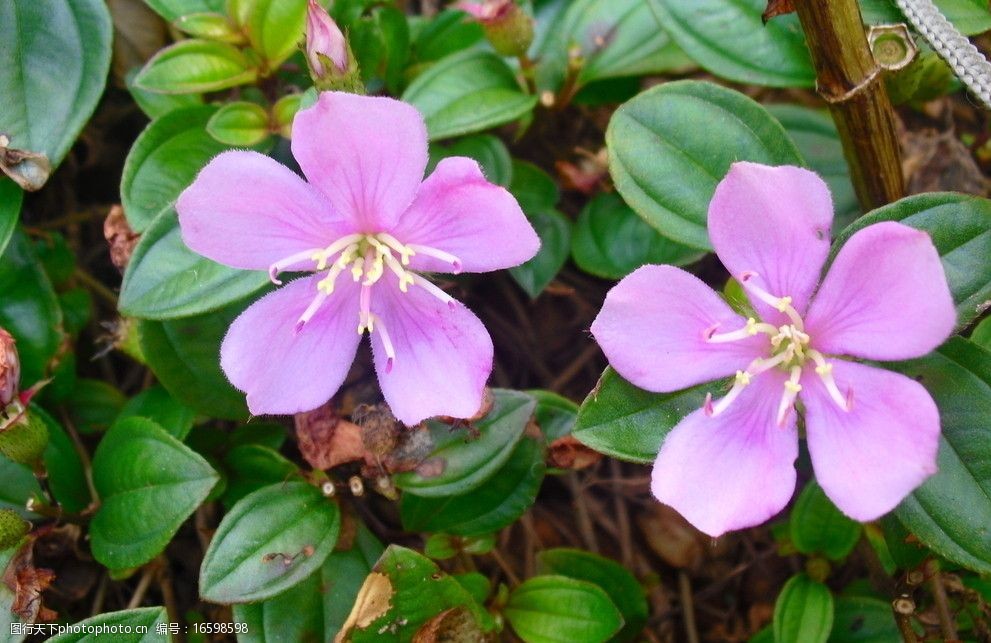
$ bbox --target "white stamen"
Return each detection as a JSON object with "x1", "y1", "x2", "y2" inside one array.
[
  {"x1": 776, "y1": 366, "x2": 803, "y2": 426},
  {"x1": 407, "y1": 244, "x2": 463, "y2": 273},
  {"x1": 372, "y1": 313, "x2": 396, "y2": 373},
  {"x1": 411, "y1": 274, "x2": 457, "y2": 308},
  {"x1": 705, "y1": 317, "x2": 777, "y2": 343},
  {"x1": 375, "y1": 232, "x2": 416, "y2": 265},
  {"x1": 705, "y1": 370, "x2": 752, "y2": 417},
  {"x1": 740, "y1": 271, "x2": 805, "y2": 330},
  {"x1": 295, "y1": 290, "x2": 329, "y2": 333},
  {"x1": 357, "y1": 285, "x2": 373, "y2": 334},
  {"x1": 808, "y1": 350, "x2": 852, "y2": 412},
  {"x1": 312, "y1": 233, "x2": 364, "y2": 270},
  {"x1": 268, "y1": 248, "x2": 322, "y2": 285}
]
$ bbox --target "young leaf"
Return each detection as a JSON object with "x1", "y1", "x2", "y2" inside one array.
[
  {"x1": 505, "y1": 575, "x2": 624, "y2": 643},
  {"x1": 0, "y1": 180, "x2": 21, "y2": 258},
  {"x1": 403, "y1": 50, "x2": 539, "y2": 140},
  {"x1": 207, "y1": 102, "x2": 272, "y2": 147},
  {"x1": 199, "y1": 481, "x2": 341, "y2": 603},
  {"x1": 772, "y1": 574, "x2": 834, "y2": 643},
  {"x1": 607, "y1": 80, "x2": 804, "y2": 249},
  {"x1": 509, "y1": 209, "x2": 572, "y2": 298},
  {"x1": 239, "y1": 0, "x2": 308, "y2": 68},
  {"x1": 115, "y1": 385, "x2": 197, "y2": 441},
  {"x1": 134, "y1": 39, "x2": 258, "y2": 94},
  {"x1": 90, "y1": 418, "x2": 219, "y2": 570}
]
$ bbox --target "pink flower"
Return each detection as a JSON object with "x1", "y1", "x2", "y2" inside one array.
[
  {"x1": 176, "y1": 92, "x2": 540, "y2": 425},
  {"x1": 305, "y1": 0, "x2": 348, "y2": 77},
  {"x1": 591, "y1": 162, "x2": 955, "y2": 537}
]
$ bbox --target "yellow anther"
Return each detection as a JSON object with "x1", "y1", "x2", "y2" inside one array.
[
  {"x1": 351, "y1": 257, "x2": 365, "y2": 281},
  {"x1": 784, "y1": 380, "x2": 802, "y2": 393},
  {"x1": 317, "y1": 275, "x2": 335, "y2": 294},
  {"x1": 775, "y1": 296, "x2": 793, "y2": 313},
  {"x1": 398, "y1": 273, "x2": 415, "y2": 293},
  {"x1": 815, "y1": 363, "x2": 832, "y2": 376},
  {"x1": 745, "y1": 318, "x2": 759, "y2": 335},
  {"x1": 735, "y1": 370, "x2": 751, "y2": 386}
]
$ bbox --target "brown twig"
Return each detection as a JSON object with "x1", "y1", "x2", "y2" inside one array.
[
  {"x1": 678, "y1": 571, "x2": 700, "y2": 643},
  {"x1": 927, "y1": 560, "x2": 958, "y2": 640},
  {"x1": 609, "y1": 459, "x2": 634, "y2": 568},
  {"x1": 567, "y1": 472, "x2": 599, "y2": 553}
]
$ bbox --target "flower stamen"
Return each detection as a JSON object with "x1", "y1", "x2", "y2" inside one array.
[
  {"x1": 776, "y1": 366, "x2": 803, "y2": 426},
  {"x1": 268, "y1": 248, "x2": 324, "y2": 285},
  {"x1": 739, "y1": 271, "x2": 804, "y2": 329},
  {"x1": 705, "y1": 317, "x2": 778, "y2": 343},
  {"x1": 407, "y1": 244, "x2": 463, "y2": 273},
  {"x1": 704, "y1": 370, "x2": 752, "y2": 417},
  {"x1": 295, "y1": 290, "x2": 329, "y2": 333},
  {"x1": 808, "y1": 349, "x2": 852, "y2": 412}
]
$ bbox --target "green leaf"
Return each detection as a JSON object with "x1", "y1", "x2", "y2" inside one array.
[
  {"x1": 240, "y1": 0, "x2": 308, "y2": 67},
  {"x1": 607, "y1": 80, "x2": 804, "y2": 249},
  {"x1": 144, "y1": 0, "x2": 224, "y2": 21},
  {"x1": 892, "y1": 338, "x2": 991, "y2": 573},
  {"x1": 530, "y1": 389, "x2": 578, "y2": 442},
  {"x1": 773, "y1": 574, "x2": 834, "y2": 643},
  {"x1": 411, "y1": 10, "x2": 484, "y2": 64},
  {"x1": 505, "y1": 575, "x2": 624, "y2": 643},
  {"x1": 339, "y1": 545, "x2": 495, "y2": 640},
  {"x1": 0, "y1": 180, "x2": 21, "y2": 257},
  {"x1": 138, "y1": 302, "x2": 250, "y2": 420},
  {"x1": 428, "y1": 134, "x2": 513, "y2": 187},
  {"x1": 207, "y1": 101, "x2": 271, "y2": 146},
  {"x1": 119, "y1": 206, "x2": 269, "y2": 319},
  {"x1": 0, "y1": 231, "x2": 64, "y2": 385},
  {"x1": 45, "y1": 607, "x2": 170, "y2": 642},
  {"x1": 535, "y1": 0, "x2": 692, "y2": 91},
  {"x1": 971, "y1": 316, "x2": 991, "y2": 351},
  {"x1": 574, "y1": 367, "x2": 718, "y2": 463},
  {"x1": 0, "y1": 457, "x2": 40, "y2": 519},
  {"x1": 394, "y1": 389, "x2": 536, "y2": 497},
  {"x1": 0, "y1": 0, "x2": 112, "y2": 171},
  {"x1": 860, "y1": 0, "x2": 991, "y2": 35},
  {"x1": 790, "y1": 482, "x2": 861, "y2": 560},
  {"x1": 115, "y1": 384, "x2": 197, "y2": 440},
  {"x1": 650, "y1": 0, "x2": 814, "y2": 88},
  {"x1": 66, "y1": 378, "x2": 126, "y2": 434},
  {"x1": 234, "y1": 525, "x2": 383, "y2": 642},
  {"x1": 200, "y1": 481, "x2": 341, "y2": 603},
  {"x1": 400, "y1": 432, "x2": 545, "y2": 536},
  {"x1": 134, "y1": 39, "x2": 257, "y2": 94},
  {"x1": 510, "y1": 160, "x2": 560, "y2": 213},
  {"x1": 121, "y1": 105, "x2": 228, "y2": 232},
  {"x1": 174, "y1": 12, "x2": 244, "y2": 42},
  {"x1": 510, "y1": 209, "x2": 572, "y2": 298},
  {"x1": 831, "y1": 192, "x2": 991, "y2": 327},
  {"x1": 403, "y1": 50, "x2": 539, "y2": 140},
  {"x1": 36, "y1": 405, "x2": 91, "y2": 514},
  {"x1": 827, "y1": 596, "x2": 900, "y2": 643},
  {"x1": 221, "y1": 444, "x2": 298, "y2": 509},
  {"x1": 766, "y1": 104, "x2": 859, "y2": 231},
  {"x1": 572, "y1": 192, "x2": 703, "y2": 280},
  {"x1": 537, "y1": 549, "x2": 648, "y2": 642},
  {"x1": 125, "y1": 67, "x2": 203, "y2": 120},
  {"x1": 90, "y1": 417, "x2": 219, "y2": 570}
]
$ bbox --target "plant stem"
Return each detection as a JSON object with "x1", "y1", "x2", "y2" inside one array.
[{"x1": 793, "y1": 0, "x2": 905, "y2": 210}]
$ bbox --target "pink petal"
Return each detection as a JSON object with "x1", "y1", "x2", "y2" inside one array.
[
  {"x1": 393, "y1": 157, "x2": 540, "y2": 273},
  {"x1": 801, "y1": 360, "x2": 940, "y2": 522},
  {"x1": 805, "y1": 222, "x2": 955, "y2": 361},
  {"x1": 220, "y1": 276, "x2": 362, "y2": 415},
  {"x1": 368, "y1": 275, "x2": 493, "y2": 425},
  {"x1": 708, "y1": 162, "x2": 833, "y2": 323},
  {"x1": 652, "y1": 369, "x2": 798, "y2": 537},
  {"x1": 291, "y1": 92, "x2": 428, "y2": 231},
  {"x1": 591, "y1": 265, "x2": 768, "y2": 393},
  {"x1": 177, "y1": 151, "x2": 351, "y2": 270}
]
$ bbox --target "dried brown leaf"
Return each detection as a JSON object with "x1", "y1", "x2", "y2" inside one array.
[
  {"x1": 295, "y1": 403, "x2": 366, "y2": 470},
  {"x1": 104, "y1": 205, "x2": 140, "y2": 271},
  {"x1": 335, "y1": 572, "x2": 394, "y2": 641},
  {"x1": 412, "y1": 607, "x2": 488, "y2": 643},
  {"x1": 762, "y1": 0, "x2": 795, "y2": 22},
  {"x1": 547, "y1": 435, "x2": 602, "y2": 470}
]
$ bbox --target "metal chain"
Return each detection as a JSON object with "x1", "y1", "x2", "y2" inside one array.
[{"x1": 895, "y1": 0, "x2": 991, "y2": 108}]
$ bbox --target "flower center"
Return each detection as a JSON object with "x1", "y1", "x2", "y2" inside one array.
[
  {"x1": 701, "y1": 272, "x2": 852, "y2": 426},
  {"x1": 267, "y1": 232, "x2": 463, "y2": 373}
]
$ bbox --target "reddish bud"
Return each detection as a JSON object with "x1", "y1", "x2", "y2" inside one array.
[
  {"x1": 305, "y1": 0, "x2": 361, "y2": 91},
  {"x1": 458, "y1": 0, "x2": 533, "y2": 58},
  {"x1": 0, "y1": 329, "x2": 18, "y2": 408}
]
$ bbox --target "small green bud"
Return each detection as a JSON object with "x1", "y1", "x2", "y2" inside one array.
[
  {"x1": 305, "y1": 0, "x2": 363, "y2": 93},
  {"x1": 458, "y1": 0, "x2": 534, "y2": 58},
  {"x1": 0, "y1": 412, "x2": 49, "y2": 466},
  {"x1": 0, "y1": 509, "x2": 29, "y2": 550}
]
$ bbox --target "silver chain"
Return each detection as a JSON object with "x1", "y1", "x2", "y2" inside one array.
[{"x1": 895, "y1": 0, "x2": 991, "y2": 108}]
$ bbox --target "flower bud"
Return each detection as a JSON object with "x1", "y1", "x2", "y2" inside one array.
[
  {"x1": 0, "y1": 329, "x2": 19, "y2": 408},
  {"x1": 0, "y1": 509, "x2": 29, "y2": 550},
  {"x1": 0, "y1": 413, "x2": 49, "y2": 467},
  {"x1": 458, "y1": 0, "x2": 534, "y2": 58},
  {"x1": 305, "y1": 0, "x2": 362, "y2": 92}
]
